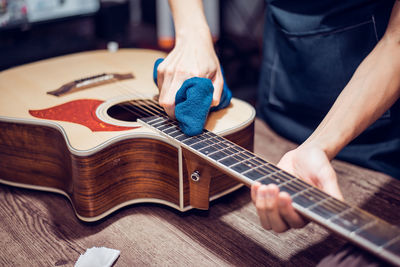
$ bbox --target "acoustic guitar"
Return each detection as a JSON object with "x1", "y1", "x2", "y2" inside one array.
[{"x1": 0, "y1": 49, "x2": 399, "y2": 266}]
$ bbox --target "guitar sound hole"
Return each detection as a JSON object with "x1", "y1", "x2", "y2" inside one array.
[{"x1": 107, "y1": 99, "x2": 165, "y2": 122}]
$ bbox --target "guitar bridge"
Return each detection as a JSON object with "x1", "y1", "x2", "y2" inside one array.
[{"x1": 47, "y1": 72, "x2": 134, "y2": 96}]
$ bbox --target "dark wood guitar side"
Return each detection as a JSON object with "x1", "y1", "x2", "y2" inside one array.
[{"x1": 0, "y1": 120, "x2": 253, "y2": 220}]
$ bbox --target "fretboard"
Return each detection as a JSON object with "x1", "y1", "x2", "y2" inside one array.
[{"x1": 139, "y1": 115, "x2": 400, "y2": 266}]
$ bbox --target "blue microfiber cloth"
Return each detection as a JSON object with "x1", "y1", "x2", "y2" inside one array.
[{"x1": 153, "y1": 58, "x2": 232, "y2": 136}]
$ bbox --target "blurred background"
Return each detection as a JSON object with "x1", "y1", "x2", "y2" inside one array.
[{"x1": 0, "y1": 0, "x2": 265, "y2": 104}]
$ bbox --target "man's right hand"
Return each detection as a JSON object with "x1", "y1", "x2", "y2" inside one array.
[{"x1": 156, "y1": 0, "x2": 223, "y2": 119}]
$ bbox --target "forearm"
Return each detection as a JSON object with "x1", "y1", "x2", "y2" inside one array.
[
  {"x1": 168, "y1": 0, "x2": 212, "y2": 44},
  {"x1": 304, "y1": 34, "x2": 400, "y2": 160},
  {"x1": 156, "y1": 1, "x2": 222, "y2": 117}
]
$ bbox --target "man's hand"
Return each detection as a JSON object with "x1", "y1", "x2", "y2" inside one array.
[
  {"x1": 156, "y1": 0, "x2": 223, "y2": 119},
  {"x1": 251, "y1": 145, "x2": 343, "y2": 233},
  {"x1": 157, "y1": 36, "x2": 223, "y2": 118}
]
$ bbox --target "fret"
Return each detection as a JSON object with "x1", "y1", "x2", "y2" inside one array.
[
  {"x1": 207, "y1": 140, "x2": 233, "y2": 154},
  {"x1": 259, "y1": 171, "x2": 294, "y2": 186},
  {"x1": 154, "y1": 120, "x2": 175, "y2": 129},
  {"x1": 212, "y1": 135, "x2": 227, "y2": 143},
  {"x1": 230, "y1": 158, "x2": 274, "y2": 181},
  {"x1": 202, "y1": 131, "x2": 216, "y2": 139},
  {"x1": 168, "y1": 129, "x2": 183, "y2": 137},
  {"x1": 257, "y1": 171, "x2": 284, "y2": 185},
  {"x1": 206, "y1": 141, "x2": 223, "y2": 151},
  {"x1": 199, "y1": 144, "x2": 220, "y2": 156},
  {"x1": 183, "y1": 133, "x2": 212, "y2": 146},
  {"x1": 325, "y1": 197, "x2": 350, "y2": 211},
  {"x1": 240, "y1": 150, "x2": 253, "y2": 158},
  {"x1": 220, "y1": 139, "x2": 235, "y2": 148},
  {"x1": 271, "y1": 172, "x2": 292, "y2": 184},
  {"x1": 190, "y1": 134, "x2": 214, "y2": 148},
  {"x1": 208, "y1": 139, "x2": 230, "y2": 151},
  {"x1": 231, "y1": 159, "x2": 255, "y2": 173},
  {"x1": 211, "y1": 136, "x2": 233, "y2": 148},
  {"x1": 163, "y1": 126, "x2": 179, "y2": 135},
  {"x1": 310, "y1": 198, "x2": 350, "y2": 220},
  {"x1": 217, "y1": 141, "x2": 235, "y2": 151},
  {"x1": 149, "y1": 120, "x2": 163, "y2": 127},
  {"x1": 243, "y1": 168, "x2": 269, "y2": 180},
  {"x1": 151, "y1": 119, "x2": 169, "y2": 128},
  {"x1": 155, "y1": 123, "x2": 173, "y2": 131},
  {"x1": 219, "y1": 153, "x2": 245, "y2": 167},
  {"x1": 182, "y1": 136, "x2": 205, "y2": 146},
  {"x1": 153, "y1": 117, "x2": 170, "y2": 126},
  {"x1": 292, "y1": 188, "x2": 326, "y2": 208},
  {"x1": 209, "y1": 148, "x2": 238, "y2": 161},
  {"x1": 181, "y1": 138, "x2": 198, "y2": 146},
  {"x1": 209, "y1": 149, "x2": 231, "y2": 161},
  {"x1": 204, "y1": 144, "x2": 236, "y2": 161},
  {"x1": 278, "y1": 179, "x2": 310, "y2": 197},
  {"x1": 246, "y1": 158, "x2": 263, "y2": 168},
  {"x1": 197, "y1": 136, "x2": 224, "y2": 152},
  {"x1": 279, "y1": 183, "x2": 301, "y2": 196},
  {"x1": 330, "y1": 208, "x2": 375, "y2": 233},
  {"x1": 225, "y1": 145, "x2": 246, "y2": 155},
  {"x1": 191, "y1": 140, "x2": 213, "y2": 150},
  {"x1": 239, "y1": 159, "x2": 267, "y2": 174},
  {"x1": 259, "y1": 164, "x2": 281, "y2": 175},
  {"x1": 215, "y1": 147, "x2": 244, "y2": 163},
  {"x1": 175, "y1": 133, "x2": 191, "y2": 142},
  {"x1": 215, "y1": 137, "x2": 250, "y2": 156},
  {"x1": 141, "y1": 116, "x2": 164, "y2": 125},
  {"x1": 253, "y1": 157, "x2": 268, "y2": 165},
  {"x1": 356, "y1": 221, "x2": 400, "y2": 247}
]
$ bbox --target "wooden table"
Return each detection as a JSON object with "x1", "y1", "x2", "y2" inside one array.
[{"x1": 1, "y1": 118, "x2": 399, "y2": 266}]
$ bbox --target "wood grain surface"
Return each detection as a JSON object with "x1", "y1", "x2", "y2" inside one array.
[{"x1": 0, "y1": 118, "x2": 399, "y2": 266}]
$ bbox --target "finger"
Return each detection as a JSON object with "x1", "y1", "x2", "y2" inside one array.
[
  {"x1": 159, "y1": 74, "x2": 175, "y2": 118},
  {"x1": 255, "y1": 185, "x2": 271, "y2": 230},
  {"x1": 157, "y1": 52, "x2": 179, "y2": 95},
  {"x1": 211, "y1": 70, "x2": 223, "y2": 107},
  {"x1": 162, "y1": 74, "x2": 188, "y2": 119},
  {"x1": 156, "y1": 61, "x2": 167, "y2": 91},
  {"x1": 263, "y1": 184, "x2": 289, "y2": 233},
  {"x1": 277, "y1": 192, "x2": 307, "y2": 229},
  {"x1": 163, "y1": 102, "x2": 175, "y2": 119},
  {"x1": 159, "y1": 92, "x2": 175, "y2": 119},
  {"x1": 167, "y1": 75, "x2": 189, "y2": 118},
  {"x1": 318, "y1": 164, "x2": 343, "y2": 200},
  {"x1": 251, "y1": 182, "x2": 261, "y2": 205},
  {"x1": 157, "y1": 69, "x2": 164, "y2": 92}
]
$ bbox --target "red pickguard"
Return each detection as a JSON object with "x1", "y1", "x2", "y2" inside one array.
[{"x1": 29, "y1": 99, "x2": 138, "y2": 132}]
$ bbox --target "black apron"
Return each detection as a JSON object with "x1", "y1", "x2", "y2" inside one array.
[{"x1": 258, "y1": 0, "x2": 400, "y2": 179}]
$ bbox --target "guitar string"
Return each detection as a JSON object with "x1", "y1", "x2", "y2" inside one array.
[
  {"x1": 114, "y1": 82, "x2": 352, "y2": 213},
  {"x1": 87, "y1": 76, "x2": 164, "y2": 121},
  {"x1": 111, "y1": 83, "x2": 163, "y2": 117},
  {"x1": 143, "y1": 114, "x2": 349, "y2": 214},
  {"x1": 97, "y1": 78, "x2": 350, "y2": 214},
  {"x1": 107, "y1": 81, "x2": 304, "y2": 185}
]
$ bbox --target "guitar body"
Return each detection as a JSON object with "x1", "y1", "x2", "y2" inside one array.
[{"x1": 0, "y1": 49, "x2": 255, "y2": 222}]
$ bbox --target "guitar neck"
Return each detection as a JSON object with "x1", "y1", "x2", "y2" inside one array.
[{"x1": 139, "y1": 115, "x2": 400, "y2": 266}]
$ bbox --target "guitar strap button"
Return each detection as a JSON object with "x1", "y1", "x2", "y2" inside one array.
[{"x1": 191, "y1": 171, "x2": 201, "y2": 182}]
